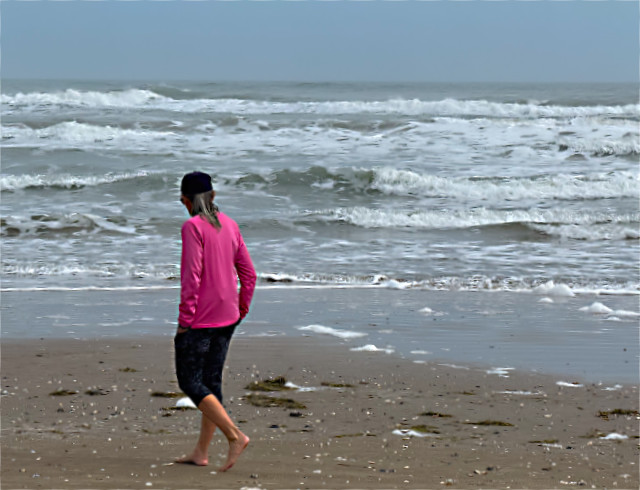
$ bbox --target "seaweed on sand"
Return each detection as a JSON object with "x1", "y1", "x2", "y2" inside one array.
[
  {"x1": 49, "y1": 389, "x2": 78, "y2": 396},
  {"x1": 150, "y1": 391, "x2": 183, "y2": 398},
  {"x1": 410, "y1": 424, "x2": 441, "y2": 434},
  {"x1": 245, "y1": 376, "x2": 292, "y2": 392},
  {"x1": 244, "y1": 393, "x2": 306, "y2": 409},
  {"x1": 321, "y1": 382, "x2": 355, "y2": 388},
  {"x1": 464, "y1": 420, "x2": 514, "y2": 427},
  {"x1": 597, "y1": 409, "x2": 639, "y2": 420},
  {"x1": 84, "y1": 387, "x2": 109, "y2": 396},
  {"x1": 420, "y1": 411, "x2": 453, "y2": 418}
]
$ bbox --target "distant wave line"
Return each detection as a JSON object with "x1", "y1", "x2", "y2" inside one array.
[{"x1": 3, "y1": 89, "x2": 639, "y2": 118}]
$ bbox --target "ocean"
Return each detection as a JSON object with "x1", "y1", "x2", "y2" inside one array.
[
  {"x1": 2, "y1": 80, "x2": 639, "y2": 382},
  {"x1": 2, "y1": 80, "x2": 638, "y2": 294}
]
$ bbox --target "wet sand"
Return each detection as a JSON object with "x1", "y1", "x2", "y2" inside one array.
[
  {"x1": 1, "y1": 335, "x2": 638, "y2": 489},
  {"x1": 3, "y1": 287, "x2": 639, "y2": 383}
]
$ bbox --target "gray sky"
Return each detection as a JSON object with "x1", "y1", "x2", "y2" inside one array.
[{"x1": 2, "y1": 1, "x2": 638, "y2": 83}]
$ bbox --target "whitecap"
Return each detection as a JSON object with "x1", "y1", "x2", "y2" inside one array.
[
  {"x1": 0, "y1": 170, "x2": 155, "y2": 191},
  {"x1": 311, "y1": 180, "x2": 335, "y2": 190},
  {"x1": 371, "y1": 167, "x2": 639, "y2": 202},
  {"x1": 311, "y1": 207, "x2": 638, "y2": 238},
  {"x1": 4, "y1": 91, "x2": 638, "y2": 118}
]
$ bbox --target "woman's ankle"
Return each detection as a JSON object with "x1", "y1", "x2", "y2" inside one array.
[{"x1": 226, "y1": 426, "x2": 243, "y2": 442}]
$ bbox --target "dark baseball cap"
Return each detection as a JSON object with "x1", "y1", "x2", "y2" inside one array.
[{"x1": 181, "y1": 171, "x2": 213, "y2": 197}]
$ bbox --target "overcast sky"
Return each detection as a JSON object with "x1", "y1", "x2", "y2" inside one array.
[{"x1": 2, "y1": 1, "x2": 638, "y2": 83}]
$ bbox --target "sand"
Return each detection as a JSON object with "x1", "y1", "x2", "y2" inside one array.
[{"x1": 1, "y1": 335, "x2": 638, "y2": 489}]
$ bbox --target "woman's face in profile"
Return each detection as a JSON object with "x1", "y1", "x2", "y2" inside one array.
[{"x1": 180, "y1": 195, "x2": 193, "y2": 215}]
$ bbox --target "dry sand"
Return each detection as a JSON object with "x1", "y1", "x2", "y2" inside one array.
[{"x1": 2, "y1": 336, "x2": 638, "y2": 489}]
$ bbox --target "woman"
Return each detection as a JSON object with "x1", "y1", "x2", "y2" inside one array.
[{"x1": 174, "y1": 171, "x2": 256, "y2": 471}]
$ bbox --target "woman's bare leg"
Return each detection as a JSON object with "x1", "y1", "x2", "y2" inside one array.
[
  {"x1": 176, "y1": 414, "x2": 217, "y2": 466},
  {"x1": 197, "y1": 394, "x2": 250, "y2": 472}
]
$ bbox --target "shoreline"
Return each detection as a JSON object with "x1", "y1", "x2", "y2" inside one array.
[
  {"x1": 2, "y1": 330, "x2": 635, "y2": 389},
  {"x1": 2, "y1": 287, "x2": 638, "y2": 384},
  {"x1": 2, "y1": 335, "x2": 638, "y2": 489}
]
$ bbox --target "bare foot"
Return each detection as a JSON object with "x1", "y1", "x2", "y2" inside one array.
[
  {"x1": 176, "y1": 452, "x2": 208, "y2": 466},
  {"x1": 219, "y1": 433, "x2": 250, "y2": 472}
]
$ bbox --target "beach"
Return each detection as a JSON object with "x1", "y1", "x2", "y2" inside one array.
[
  {"x1": 2, "y1": 290, "x2": 639, "y2": 489},
  {"x1": 2, "y1": 79, "x2": 638, "y2": 488},
  {"x1": 2, "y1": 336, "x2": 638, "y2": 489}
]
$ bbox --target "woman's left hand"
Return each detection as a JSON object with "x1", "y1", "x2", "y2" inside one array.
[{"x1": 176, "y1": 325, "x2": 190, "y2": 335}]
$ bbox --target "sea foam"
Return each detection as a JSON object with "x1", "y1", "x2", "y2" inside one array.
[
  {"x1": 487, "y1": 367, "x2": 515, "y2": 377},
  {"x1": 350, "y1": 344, "x2": 395, "y2": 354},
  {"x1": 600, "y1": 433, "x2": 628, "y2": 440},
  {"x1": 579, "y1": 302, "x2": 613, "y2": 315},
  {"x1": 297, "y1": 325, "x2": 367, "y2": 339},
  {"x1": 556, "y1": 381, "x2": 584, "y2": 388},
  {"x1": 392, "y1": 429, "x2": 437, "y2": 438},
  {"x1": 579, "y1": 302, "x2": 640, "y2": 319},
  {"x1": 532, "y1": 281, "x2": 575, "y2": 297}
]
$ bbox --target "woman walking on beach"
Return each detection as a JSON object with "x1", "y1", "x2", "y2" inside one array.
[{"x1": 174, "y1": 171, "x2": 257, "y2": 471}]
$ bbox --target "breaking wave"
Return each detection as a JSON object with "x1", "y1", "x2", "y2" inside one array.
[
  {"x1": 366, "y1": 167, "x2": 639, "y2": 201},
  {"x1": 3, "y1": 89, "x2": 639, "y2": 119},
  {"x1": 231, "y1": 166, "x2": 639, "y2": 201},
  {"x1": 1, "y1": 213, "x2": 137, "y2": 236},
  {"x1": 2, "y1": 88, "x2": 167, "y2": 109},
  {"x1": 303, "y1": 206, "x2": 640, "y2": 240},
  {"x1": 0, "y1": 170, "x2": 158, "y2": 191}
]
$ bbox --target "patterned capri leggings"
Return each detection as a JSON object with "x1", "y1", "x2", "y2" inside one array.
[{"x1": 174, "y1": 321, "x2": 239, "y2": 407}]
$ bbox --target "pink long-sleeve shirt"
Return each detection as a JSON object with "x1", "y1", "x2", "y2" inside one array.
[{"x1": 178, "y1": 212, "x2": 256, "y2": 329}]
